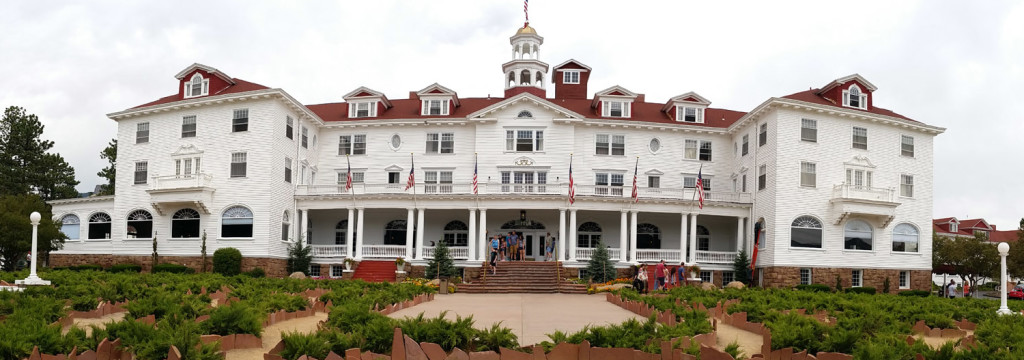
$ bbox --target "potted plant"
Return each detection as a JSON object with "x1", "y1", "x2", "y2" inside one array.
[
  {"x1": 395, "y1": 257, "x2": 406, "y2": 272},
  {"x1": 688, "y1": 265, "x2": 702, "y2": 281},
  {"x1": 343, "y1": 258, "x2": 356, "y2": 271}
]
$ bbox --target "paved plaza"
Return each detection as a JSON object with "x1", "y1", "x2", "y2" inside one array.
[{"x1": 386, "y1": 293, "x2": 644, "y2": 346}]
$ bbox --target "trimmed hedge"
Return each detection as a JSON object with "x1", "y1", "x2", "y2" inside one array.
[
  {"x1": 845, "y1": 287, "x2": 877, "y2": 295},
  {"x1": 213, "y1": 248, "x2": 242, "y2": 276},
  {"x1": 794, "y1": 284, "x2": 831, "y2": 292},
  {"x1": 897, "y1": 290, "x2": 931, "y2": 297},
  {"x1": 108, "y1": 264, "x2": 142, "y2": 273},
  {"x1": 243, "y1": 267, "x2": 265, "y2": 278},
  {"x1": 70, "y1": 264, "x2": 103, "y2": 271},
  {"x1": 152, "y1": 263, "x2": 194, "y2": 274}
]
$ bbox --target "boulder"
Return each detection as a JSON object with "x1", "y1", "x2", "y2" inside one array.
[
  {"x1": 725, "y1": 281, "x2": 746, "y2": 289},
  {"x1": 700, "y1": 282, "x2": 718, "y2": 291},
  {"x1": 289, "y1": 272, "x2": 307, "y2": 279}
]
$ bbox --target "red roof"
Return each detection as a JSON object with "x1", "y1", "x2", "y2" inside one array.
[
  {"x1": 781, "y1": 89, "x2": 917, "y2": 123},
  {"x1": 306, "y1": 98, "x2": 504, "y2": 122},
  {"x1": 130, "y1": 78, "x2": 270, "y2": 109},
  {"x1": 958, "y1": 218, "x2": 992, "y2": 231},
  {"x1": 990, "y1": 230, "x2": 1018, "y2": 243}
]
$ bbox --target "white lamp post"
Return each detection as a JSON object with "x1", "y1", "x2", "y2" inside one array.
[
  {"x1": 16, "y1": 212, "x2": 51, "y2": 286},
  {"x1": 997, "y1": 242, "x2": 1012, "y2": 315}
]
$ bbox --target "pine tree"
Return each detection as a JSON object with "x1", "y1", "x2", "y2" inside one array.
[
  {"x1": 0, "y1": 106, "x2": 79, "y2": 199},
  {"x1": 426, "y1": 241, "x2": 457, "y2": 279},
  {"x1": 585, "y1": 245, "x2": 616, "y2": 283},
  {"x1": 286, "y1": 240, "x2": 313, "y2": 275},
  {"x1": 95, "y1": 139, "x2": 117, "y2": 195},
  {"x1": 732, "y1": 249, "x2": 751, "y2": 285}
]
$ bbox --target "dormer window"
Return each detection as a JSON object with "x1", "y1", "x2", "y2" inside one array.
[
  {"x1": 949, "y1": 222, "x2": 958, "y2": 233},
  {"x1": 602, "y1": 101, "x2": 630, "y2": 118},
  {"x1": 563, "y1": 71, "x2": 580, "y2": 84},
  {"x1": 677, "y1": 106, "x2": 705, "y2": 123},
  {"x1": 348, "y1": 101, "x2": 377, "y2": 118},
  {"x1": 421, "y1": 100, "x2": 450, "y2": 116},
  {"x1": 843, "y1": 85, "x2": 867, "y2": 110},
  {"x1": 184, "y1": 74, "x2": 209, "y2": 98}
]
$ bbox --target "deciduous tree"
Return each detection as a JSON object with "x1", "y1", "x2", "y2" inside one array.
[
  {"x1": 933, "y1": 232, "x2": 999, "y2": 294},
  {"x1": 0, "y1": 194, "x2": 66, "y2": 271},
  {"x1": 1007, "y1": 218, "x2": 1024, "y2": 279}
]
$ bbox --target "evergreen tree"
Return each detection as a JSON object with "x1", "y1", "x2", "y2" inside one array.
[
  {"x1": 36, "y1": 153, "x2": 79, "y2": 200},
  {"x1": 426, "y1": 241, "x2": 457, "y2": 279},
  {"x1": 0, "y1": 194, "x2": 66, "y2": 271},
  {"x1": 95, "y1": 139, "x2": 117, "y2": 195},
  {"x1": 0, "y1": 106, "x2": 79, "y2": 199},
  {"x1": 732, "y1": 249, "x2": 751, "y2": 285},
  {"x1": 286, "y1": 240, "x2": 313, "y2": 275},
  {"x1": 584, "y1": 245, "x2": 616, "y2": 283}
]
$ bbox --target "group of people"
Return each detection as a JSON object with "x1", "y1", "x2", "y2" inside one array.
[
  {"x1": 944, "y1": 279, "x2": 972, "y2": 298},
  {"x1": 632, "y1": 260, "x2": 688, "y2": 294},
  {"x1": 487, "y1": 231, "x2": 557, "y2": 274}
]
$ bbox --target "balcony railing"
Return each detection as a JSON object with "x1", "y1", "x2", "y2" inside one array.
[
  {"x1": 297, "y1": 182, "x2": 751, "y2": 203},
  {"x1": 575, "y1": 247, "x2": 621, "y2": 261},
  {"x1": 361, "y1": 245, "x2": 408, "y2": 259},
  {"x1": 422, "y1": 246, "x2": 470, "y2": 260},
  {"x1": 695, "y1": 250, "x2": 736, "y2": 264},
  {"x1": 149, "y1": 174, "x2": 213, "y2": 191},
  {"x1": 635, "y1": 249, "x2": 683, "y2": 263},
  {"x1": 832, "y1": 184, "x2": 896, "y2": 203},
  {"x1": 310, "y1": 245, "x2": 348, "y2": 258}
]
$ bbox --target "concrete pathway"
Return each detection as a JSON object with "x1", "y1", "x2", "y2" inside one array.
[{"x1": 386, "y1": 293, "x2": 643, "y2": 346}]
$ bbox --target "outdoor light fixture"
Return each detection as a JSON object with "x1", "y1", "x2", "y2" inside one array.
[{"x1": 520, "y1": 210, "x2": 527, "y2": 221}]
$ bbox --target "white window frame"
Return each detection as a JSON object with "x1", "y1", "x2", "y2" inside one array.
[
  {"x1": 684, "y1": 139, "x2": 699, "y2": 160},
  {"x1": 286, "y1": 116, "x2": 294, "y2": 139},
  {"x1": 136, "y1": 122, "x2": 149, "y2": 144},
  {"x1": 284, "y1": 158, "x2": 292, "y2": 183},
  {"x1": 330, "y1": 265, "x2": 344, "y2": 278},
  {"x1": 421, "y1": 99, "x2": 450, "y2": 116},
  {"x1": 699, "y1": 271, "x2": 712, "y2": 283},
  {"x1": 851, "y1": 269, "x2": 863, "y2": 287},
  {"x1": 676, "y1": 106, "x2": 704, "y2": 123},
  {"x1": 852, "y1": 126, "x2": 868, "y2": 149},
  {"x1": 595, "y1": 134, "x2": 625, "y2": 156},
  {"x1": 336, "y1": 171, "x2": 365, "y2": 185},
  {"x1": 232, "y1": 109, "x2": 249, "y2": 132},
  {"x1": 791, "y1": 216, "x2": 823, "y2": 249},
  {"x1": 426, "y1": 133, "x2": 455, "y2": 154},
  {"x1": 505, "y1": 129, "x2": 544, "y2": 152},
  {"x1": 338, "y1": 134, "x2": 367, "y2": 155},
  {"x1": 698, "y1": 140, "x2": 713, "y2": 162},
  {"x1": 901, "y1": 135, "x2": 915, "y2": 157},
  {"x1": 308, "y1": 264, "x2": 321, "y2": 277},
  {"x1": 900, "y1": 174, "x2": 914, "y2": 198},
  {"x1": 758, "y1": 165, "x2": 767, "y2": 190},
  {"x1": 741, "y1": 135, "x2": 749, "y2": 156},
  {"x1": 563, "y1": 71, "x2": 580, "y2": 84},
  {"x1": 892, "y1": 223, "x2": 920, "y2": 253},
  {"x1": 181, "y1": 116, "x2": 196, "y2": 138},
  {"x1": 230, "y1": 152, "x2": 247, "y2": 178},
  {"x1": 594, "y1": 172, "x2": 625, "y2": 196},
  {"x1": 799, "y1": 268, "x2": 812, "y2": 285},
  {"x1": 647, "y1": 176, "x2": 660, "y2": 189},
  {"x1": 898, "y1": 271, "x2": 910, "y2": 289},
  {"x1": 722, "y1": 271, "x2": 735, "y2": 284},
  {"x1": 349, "y1": 101, "x2": 377, "y2": 118},
  {"x1": 842, "y1": 85, "x2": 868, "y2": 110},
  {"x1": 844, "y1": 219, "x2": 873, "y2": 251},
  {"x1": 846, "y1": 169, "x2": 873, "y2": 188},
  {"x1": 60, "y1": 214, "x2": 81, "y2": 240},
  {"x1": 800, "y1": 162, "x2": 816, "y2": 188},
  {"x1": 758, "y1": 123, "x2": 767, "y2": 146},
  {"x1": 134, "y1": 161, "x2": 148, "y2": 185},
  {"x1": 183, "y1": 73, "x2": 209, "y2": 98},
  {"x1": 602, "y1": 101, "x2": 631, "y2": 118},
  {"x1": 499, "y1": 170, "x2": 548, "y2": 193},
  {"x1": 424, "y1": 170, "x2": 454, "y2": 194},
  {"x1": 801, "y1": 119, "x2": 817, "y2": 142},
  {"x1": 301, "y1": 126, "x2": 308, "y2": 148}
]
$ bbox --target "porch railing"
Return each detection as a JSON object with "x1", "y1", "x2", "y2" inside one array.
[
  {"x1": 635, "y1": 249, "x2": 683, "y2": 263},
  {"x1": 575, "y1": 247, "x2": 621, "y2": 261},
  {"x1": 695, "y1": 250, "x2": 736, "y2": 264},
  {"x1": 421, "y1": 246, "x2": 470, "y2": 260},
  {"x1": 296, "y1": 182, "x2": 751, "y2": 203},
  {"x1": 361, "y1": 245, "x2": 408, "y2": 259},
  {"x1": 832, "y1": 184, "x2": 896, "y2": 203},
  {"x1": 149, "y1": 173, "x2": 213, "y2": 191},
  {"x1": 310, "y1": 245, "x2": 348, "y2": 258}
]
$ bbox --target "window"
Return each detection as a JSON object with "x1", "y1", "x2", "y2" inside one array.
[
  {"x1": 87, "y1": 212, "x2": 111, "y2": 240},
  {"x1": 801, "y1": 119, "x2": 817, "y2": 142},
  {"x1": 506, "y1": 130, "x2": 543, "y2": 152},
  {"x1": 648, "y1": 138, "x2": 661, "y2": 153},
  {"x1": 221, "y1": 206, "x2": 254, "y2": 238},
  {"x1": 421, "y1": 100, "x2": 450, "y2": 116},
  {"x1": 696, "y1": 225, "x2": 710, "y2": 251},
  {"x1": 443, "y1": 221, "x2": 469, "y2": 246},
  {"x1": 800, "y1": 162, "x2": 816, "y2": 187},
  {"x1": 595, "y1": 134, "x2": 625, "y2": 156},
  {"x1": 276, "y1": 210, "x2": 289, "y2": 241},
  {"x1": 901, "y1": 135, "x2": 914, "y2": 157},
  {"x1": 384, "y1": 219, "x2": 410, "y2": 245},
  {"x1": 594, "y1": 173, "x2": 624, "y2": 196},
  {"x1": 172, "y1": 208, "x2": 201, "y2": 238},
  {"x1": 699, "y1": 141, "x2": 712, "y2": 161},
  {"x1": 184, "y1": 73, "x2": 209, "y2": 98},
  {"x1": 338, "y1": 135, "x2": 367, "y2": 155},
  {"x1": 308, "y1": 265, "x2": 321, "y2": 277},
  {"x1": 517, "y1": 110, "x2": 533, "y2": 118},
  {"x1": 424, "y1": 171, "x2": 453, "y2": 194},
  {"x1": 677, "y1": 106, "x2": 704, "y2": 123},
  {"x1": 742, "y1": 174, "x2": 747, "y2": 192},
  {"x1": 284, "y1": 158, "x2": 292, "y2": 183},
  {"x1": 843, "y1": 85, "x2": 867, "y2": 110},
  {"x1": 800, "y1": 268, "x2": 812, "y2": 285},
  {"x1": 683, "y1": 176, "x2": 711, "y2": 193},
  {"x1": 335, "y1": 220, "x2": 351, "y2": 245},
  {"x1": 134, "y1": 162, "x2": 148, "y2": 185},
  {"x1": 741, "y1": 135, "x2": 749, "y2": 155},
  {"x1": 684, "y1": 140, "x2": 698, "y2": 160},
  {"x1": 602, "y1": 101, "x2": 630, "y2": 117},
  {"x1": 846, "y1": 169, "x2": 873, "y2": 188},
  {"x1": 426, "y1": 133, "x2": 455, "y2": 154},
  {"x1": 577, "y1": 222, "x2": 602, "y2": 248},
  {"x1": 232, "y1": 109, "x2": 248, "y2": 132},
  {"x1": 136, "y1": 122, "x2": 149, "y2": 144},
  {"x1": 950, "y1": 222, "x2": 958, "y2": 233},
  {"x1": 648, "y1": 176, "x2": 660, "y2": 188},
  {"x1": 758, "y1": 123, "x2": 767, "y2": 146},
  {"x1": 900, "y1": 174, "x2": 914, "y2": 197},
  {"x1": 301, "y1": 127, "x2": 308, "y2": 148},
  {"x1": 851, "y1": 270, "x2": 863, "y2": 287},
  {"x1": 699, "y1": 271, "x2": 712, "y2": 283},
  {"x1": 337, "y1": 171, "x2": 364, "y2": 186},
  {"x1": 230, "y1": 152, "x2": 247, "y2": 178},
  {"x1": 390, "y1": 134, "x2": 402, "y2": 150},
  {"x1": 331, "y1": 265, "x2": 344, "y2": 278},
  {"x1": 899, "y1": 271, "x2": 910, "y2": 289},
  {"x1": 844, "y1": 219, "x2": 873, "y2": 250},
  {"x1": 722, "y1": 271, "x2": 735, "y2": 284},
  {"x1": 637, "y1": 223, "x2": 661, "y2": 249},
  {"x1": 349, "y1": 101, "x2": 376, "y2": 118},
  {"x1": 388, "y1": 172, "x2": 401, "y2": 184},
  {"x1": 126, "y1": 209, "x2": 153, "y2": 239},
  {"x1": 852, "y1": 127, "x2": 867, "y2": 149},
  {"x1": 286, "y1": 116, "x2": 294, "y2": 139},
  {"x1": 791, "y1": 216, "x2": 823, "y2": 248},
  {"x1": 758, "y1": 165, "x2": 766, "y2": 190},
  {"x1": 178, "y1": 115, "x2": 197, "y2": 138},
  {"x1": 60, "y1": 214, "x2": 80, "y2": 240},
  {"x1": 892, "y1": 223, "x2": 919, "y2": 252},
  {"x1": 500, "y1": 170, "x2": 547, "y2": 193},
  {"x1": 563, "y1": 71, "x2": 580, "y2": 84}
]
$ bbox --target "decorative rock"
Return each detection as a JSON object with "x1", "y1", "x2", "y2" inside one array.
[
  {"x1": 700, "y1": 282, "x2": 717, "y2": 291},
  {"x1": 392, "y1": 328, "x2": 407, "y2": 360},
  {"x1": 325, "y1": 352, "x2": 345, "y2": 360},
  {"x1": 446, "y1": 348, "x2": 470, "y2": 360},
  {"x1": 546, "y1": 342, "x2": 578, "y2": 360},
  {"x1": 499, "y1": 347, "x2": 532, "y2": 360},
  {"x1": 468, "y1": 351, "x2": 499, "y2": 360},
  {"x1": 346, "y1": 348, "x2": 363, "y2": 360},
  {"x1": 578, "y1": 340, "x2": 591, "y2": 360},
  {"x1": 404, "y1": 335, "x2": 428, "y2": 360},
  {"x1": 531, "y1": 345, "x2": 546, "y2": 360},
  {"x1": 724, "y1": 281, "x2": 745, "y2": 289},
  {"x1": 420, "y1": 342, "x2": 448, "y2": 360},
  {"x1": 167, "y1": 345, "x2": 182, "y2": 360},
  {"x1": 290, "y1": 272, "x2": 307, "y2": 279}
]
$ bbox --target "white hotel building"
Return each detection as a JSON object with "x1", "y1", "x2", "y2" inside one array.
[{"x1": 49, "y1": 24, "x2": 943, "y2": 289}]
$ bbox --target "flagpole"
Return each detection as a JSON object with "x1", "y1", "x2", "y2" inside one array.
[
  {"x1": 410, "y1": 153, "x2": 417, "y2": 208},
  {"x1": 347, "y1": 155, "x2": 356, "y2": 206},
  {"x1": 684, "y1": 163, "x2": 703, "y2": 266},
  {"x1": 631, "y1": 156, "x2": 639, "y2": 208}
]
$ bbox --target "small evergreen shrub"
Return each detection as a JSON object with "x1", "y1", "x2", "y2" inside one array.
[
  {"x1": 243, "y1": 267, "x2": 266, "y2": 278},
  {"x1": 286, "y1": 242, "x2": 312, "y2": 275},
  {"x1": 584, "y1": 245, "x2": 616, "y2": 283},
  {"x1": 213, "y1": 248, "x2": 242, "y2": 276},
  {"x1": 70, "y1": 264, "x2": 103, "y2": 271},
  {"x1": 845, "y1": 287, "x2": 876, "y2": 295},
  {"x1": 425, "y1": 241, "x2": 457, "y2": 280},
  {"x1": 203, "y1": 302, "x2": 263, "y2": 336},
  {"x1": 108, "y1": 264, "x2": 142, "y2": 273},
  {"x1": 795, "y1": 284, "x2": 831, "y2": 292},
  {"x1": 70, "y1": 295, "x2": 98, "y2": 311},
  {"x1": 897, "y1": 290, "x2": 931, "y2": 297},
  {"x1": 152, "y1": 263, "x2": 194, "y2": 274},
  {"x1": 883, "y1": 277, "x2": 891, "y2": 294}
]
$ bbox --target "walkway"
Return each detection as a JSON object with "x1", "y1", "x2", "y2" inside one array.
[{"x1": 386, "y1": 293, "x2": 643, "y2": 346}]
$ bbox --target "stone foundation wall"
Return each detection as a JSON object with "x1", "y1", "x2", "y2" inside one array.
[
  {"x1": 761, "y1": 266, "x2": 931, "y2": 292},
  {"x1": 50, "y1": 254, "x2": 289, "y2": 277}
]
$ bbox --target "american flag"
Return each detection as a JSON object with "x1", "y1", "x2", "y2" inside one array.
[
  {"x1": 472, "y1": 153, "x2": 478, "y2": 194},
  {"x1": 345, "y1": 155, "x2": 353, "y2": 192},
  {"x1": 524, "y1": 0, "x2": 529, "y2": 23},
  {"x1": 631, "y1": 158, "x2": 639, "y2": 203},
  {"x1": 696, "y1": 168, "x2": 705, "y2": 209},
  {"x1": 405, "y1": 154, "x2": 415, "y2": 191},
  {"x1": 568, "y1": 154, "x2": 575, "y2": 204}
]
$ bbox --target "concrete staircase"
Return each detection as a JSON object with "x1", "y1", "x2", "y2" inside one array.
[
  {"x1": 459, "y1": 261, "x2": 588, "y2": 294},
  {"x1": 352, "y1": 260, "x2": 397, "y2": 283}
]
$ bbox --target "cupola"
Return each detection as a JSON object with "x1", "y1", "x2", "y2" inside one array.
[{"x1": 501, "y1": 23, "x2": 549, "y2": 98}]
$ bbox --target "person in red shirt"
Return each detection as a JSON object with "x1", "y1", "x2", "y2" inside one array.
[{"x1": 655, "y1": 260, "x2": 667, "y2": 291}]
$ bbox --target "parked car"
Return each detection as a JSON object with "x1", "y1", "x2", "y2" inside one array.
[{"x1": 1009, "y1": 285, "x2": 1024, "y2": 300}]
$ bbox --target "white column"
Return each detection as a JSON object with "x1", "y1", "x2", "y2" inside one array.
[
  {"x1": 415, "y1": 208, "x2": 426, "y2": 260},
  {"x1": 568, "y1": 209, "x2": 578, "y2": 261},
  {"x1": 468, "y1": 209, "x2": 477, "y2": 261},
  {"x1": 355, "y1": 208, "x2": 365, "y2": 259},
  {"x1": 619, "y1": 210, "x2": 628, "y2": 263},
  {"x1": 299, "y1": 209, "x2": 309, "y2": 244},
  {"x1": 405, "y1": 208, "x2": 415, "y2": 259},
  {"x1": 346, "y1": 208, "x2": 355, "y2": 258},
  {"x1": 558, "y1": 209, "x2": 567, "y2": 261},
  {"x1": 18, "y1": 212, "x2": 48, "y2": 285},
  {"x1": 736, "y1": 217, "x2": 745, "y2": 253},
  {"x1": 688, "y1": 214, "x2": 698, "y2": 264},
  {"x1": 629, "y1": 210, "x2": 638, "y2": 263},
  {"x1": 680, "y1": 213, "x2": 688, "y2": 265},
  {"x1": 997, "y1": 243, "x2": 1012, "y2": 315},
  {"x1": 478, "y1": 209, "x2": 487, "y2": 261}
]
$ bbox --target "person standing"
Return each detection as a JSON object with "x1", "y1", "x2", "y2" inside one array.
[
  {"x1": 946, "y1": 279, "x2": 957, "y2": 299},
  {"x1": 544, "y1": 233, "x2": 554, "y2": 261},
  {"x1": 655, "y1": 260, "x2": 667, "y2": 291},
  {"x1": 667, "y1": 266, "x2": 677, "y2": 288},
  {"x1": 637, "y1": 264, "x2": 649, "y2": 294},
  {"x1": 678, "y1": 262, "x2": 687, "y2": 286},
  {"x1": 507, "y1": 232, "x2": 518, "y2": 261},
  {"x1": 499, "y1": 233, "x2": 508, "y2": 261},
  {"x1": 489, "y1": 235, "x2": 500, "y2": 274}
]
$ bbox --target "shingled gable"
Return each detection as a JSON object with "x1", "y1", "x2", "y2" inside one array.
[
  {"x1": 818, "y1": 73, "x2": 878, "y2": 94},
  {"x1": 343, "y1": 86, "x2": 392, "y2": 107},
  {"x1": 466, "y1": 92, "x2": 585, "y2": 120},
  {"x1": 661, "y1": 92, "x2": 711, "y2": 111},
  {"x1": 553, "y1": 59, "x2": 592, "y2": 72},
  {"x1": 174, "y1": 63, "x2": 236, "y2": 85},
  {"x1": 415, "y1": 83, "x2": 460, "y2": 107},
  {"x1": 591, "y1": 85, "x2": 638, "y2": 107}
]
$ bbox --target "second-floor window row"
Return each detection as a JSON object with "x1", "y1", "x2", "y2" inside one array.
[
  {"x1": 339, "y1": 135, "x2": 367, "y2": 155},
  {"x1": 506, "y1": 130, "x2": 543, "y2": 152},
  {"x1": 426, "y1": 133, "x2": 454, "y2": 154},
  {"x1": 595, "y1": 134, "x2": 625, "y2": 155}
]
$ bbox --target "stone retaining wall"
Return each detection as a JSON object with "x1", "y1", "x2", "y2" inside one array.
[
  {"x1": 760, "y1": 267, "x2": 931, "y2": 292},
  {"x1": 50, "y1": 254, "x2": 290, "y2": 277}
]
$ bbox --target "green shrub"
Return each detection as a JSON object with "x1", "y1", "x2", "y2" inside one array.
[
  {"x1": 243, "y1": 267, "x2": 265, "y2": 278},
  {"x1": 108, "y1": 264, "x2": 142, "y2": 273},
  {"x1": 213, "y1": 248, "x2": 242, "y2": 276},
  {"x1": 70, "y1": 264, "x2": 103, "y2": 271},
  {"x1": 70, "y1": 295, "x2": 98, "y2": 312},
  {"x1": 845, "y1": 287, "x2": 876, "y2": 295},
  {"x1": 280, "y1": 331, "x2": 331, "y2": 360},
  {"x1": 152, "y1": 263, "x2": 193, "y2": 274},
  {"x1": 203, "y1": 302, "x2": 262, "y2": 336},
  {"x1": 897, "y1": 290, "x2": 931, "y2": 297},
  {"x1": 795, "y1": 284, "x2": 831, "y2": 292}
]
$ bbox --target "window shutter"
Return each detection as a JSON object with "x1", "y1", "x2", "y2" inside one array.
[
  {"x1": 697, "y1": 108, "x2": 704, "y2": 123},
  {"x1": 422, "y1": 101, "x2": 429, "y2": 115},
  {"x1": 602, "y1": 101, "x2": 609, "y2": 116},
  {"x1": 202, "y1": 80, "x2": 208, "y2": 95},
  {"x1": 442, "y1": 100, "x2": 449, "y2": 115},
  {"x1": 624, "y1": 102, "x2": 631, "y2": 117},
  {"x1": 184, "y1": 83, "x2": 191, "y2": 97},
  {"x1": 842, "y1": 91, "x2": 850, "y2": 106}
]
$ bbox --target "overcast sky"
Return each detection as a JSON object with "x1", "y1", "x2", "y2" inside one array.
[{"x1": 1, "y1": 1, "x2": 1022, "y2": 229}]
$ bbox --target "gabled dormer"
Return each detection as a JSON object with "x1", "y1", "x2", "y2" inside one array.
[
  {"x1": 553, "y1": 59, "x2": 591, "y2": 100},
  {"x1": 343, "y1": 87, "x2": 392, "y2": 119},
  {"x1": 816, "y1": 74, "x2": 877, "y2": 111},
  {"x1": 415, "y1": 83, "x2": 460, "y2": 116},
  {"x1": 175, "y1": 63, "x2": 235, "y2": 99},
  {"x1": 662, "y1": 92, "x2": 711, "y2": 123},
  {"x1": 592, "y1": 86, "x2": 638, "y2": 118}
]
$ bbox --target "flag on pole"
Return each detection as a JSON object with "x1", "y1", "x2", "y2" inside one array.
[
  {"x1": 750, "y1": 222, "x2": 762, "y2": 280},
  {"x1": 696, "y1": 167, "x2": 705, "y2": 209},
  {"x1": 405, "y1": 154, "x2": 415, "y2": 191},
  {"x1": 345, "y1": 155, "x2": 353, "y2": 192},
  {"x1": 472, "y1": 153, "x2": 479, "y2": 194},
  {"x1": 568, "y1": 154, "x2": 575, "y2": 204},
  {"x1": 524, "y1": 0, "x2": 529, "y2": 24},
  {"x1": 631, "y1": 157, "x2": 639, "y2": 203}
]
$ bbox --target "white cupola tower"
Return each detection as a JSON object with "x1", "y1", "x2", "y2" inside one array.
[{"x1": 502, "y1": 23, "x2": 549, "y2": 98}]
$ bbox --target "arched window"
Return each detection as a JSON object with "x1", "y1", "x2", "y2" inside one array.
[
  {"x1": 845, "y1": 84, "x2": 866, "y2": 109},
  {"x1": 508, "y1": 72, "x2": 516, "y2": 87},
  {"x1": 791, "y1": 216, "x2": 823, "y2": 248},
  {"x1": 577, "y1": 222, "x2": 602, "y2": 248},
  {"x1": 535, "y1": 71, "x2": 543, "y2": 84},
  {"x1": 172, "y1": 208, "x2": 201, "y2": 238},
  {"x1": 696, "y1": 225, "x2": 710, "y2": 251},
  {"x1": 443, "y1": 220, "x2": 469, "y2": 246},
  {"x1": 843, "y1": 219, "x2": 873, "y2": 250},
  {"x1": 60, "y1": 214, "x2": 80, "y2": 240},
  {"x1": 126, "y1": 210, "x2": 153, "y2": 239},
  {"x1": 892, "y1": 223, "x2": 919, "y2": 252},
  {"x1": 221, "y1": 206, "x2": 253, "y2": 238},
  {"x1": 384, "y1": 219, "x2": 409, "y2": 245},
  {"x1": 517, "y1": 110, "x2": 533, "y2": 118},
  {"x1": 522, "y1": 43, "x2": 532, "y2": 57},
  {"x1": 520, "y1": 70, "x2": 531, "y2": 85},
  {"x1": 281, "y1": 210, "x2": 290, "y2": 241},
  {"x1": 88, "y1": 212, "x2": 111, "y2": 239},
  {"x1": 637, "y1": 223, "x2": 661, "y2": 249},
  {"x1": 190, "y1": 74, "x2": 204, "y2": 96}
]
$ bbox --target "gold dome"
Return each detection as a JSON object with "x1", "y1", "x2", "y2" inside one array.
[{"x1": 516, "y1": 24, "x2": 537, "y2": 35}]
